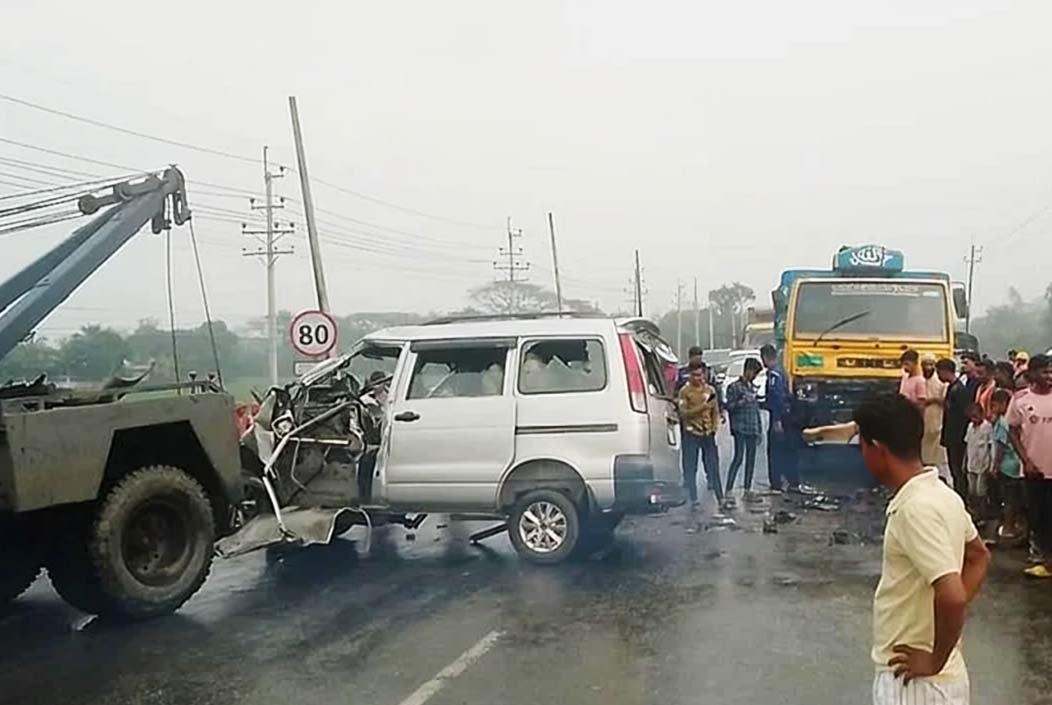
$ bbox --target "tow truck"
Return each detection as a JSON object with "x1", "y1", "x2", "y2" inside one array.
[{"x1": 0, "y1": 169, "x2": 244, "y2": 619}]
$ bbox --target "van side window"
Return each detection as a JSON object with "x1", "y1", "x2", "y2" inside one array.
[
  {"x1": 636, "y1": 344, "x2": 670, "y2": 398},
  {"x1": 519, "y1": 339, "x2": 607, "y2": 394},
  {"x1": 407, "y1": 347, "x2": 507, "y2": 399}
]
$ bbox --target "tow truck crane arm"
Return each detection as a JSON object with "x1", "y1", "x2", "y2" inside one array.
[{"x1": 0, "y1": 167, "x2": 190, "y2": 361}]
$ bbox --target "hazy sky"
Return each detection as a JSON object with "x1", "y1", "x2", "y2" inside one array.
[{"x1": 2, "y1": 0, "x2": 1051, "y2": 339}]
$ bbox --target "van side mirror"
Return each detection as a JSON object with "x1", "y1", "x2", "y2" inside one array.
[{"x1": 952, "y1": 285, "x2": 968, "y2": 319}]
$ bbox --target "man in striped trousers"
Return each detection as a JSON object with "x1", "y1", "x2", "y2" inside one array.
[{"x1": 854, "y1": 395, "x2": 990, "y2": 705}]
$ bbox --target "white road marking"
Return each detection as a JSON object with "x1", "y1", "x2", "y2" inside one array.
[{"x1": 396, "y1": 630, "x2": 504, "y2": 705}]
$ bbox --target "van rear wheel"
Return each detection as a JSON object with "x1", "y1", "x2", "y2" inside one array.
[{"x1": 508, "y1": 490, "x2": 580, "y2": 564}]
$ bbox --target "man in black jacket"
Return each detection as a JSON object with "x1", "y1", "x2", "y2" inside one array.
[{"x1": 937, "y1": 358, "x2": 971, "y2": 498}]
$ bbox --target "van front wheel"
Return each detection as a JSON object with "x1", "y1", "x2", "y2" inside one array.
[{"x1": 508, "y1": 490, "x2": 580, "y2": 564}]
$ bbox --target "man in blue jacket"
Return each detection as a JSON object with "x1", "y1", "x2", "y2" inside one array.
[{"x1": 761, "y1": 344, "x2": 803, "y2": 493}]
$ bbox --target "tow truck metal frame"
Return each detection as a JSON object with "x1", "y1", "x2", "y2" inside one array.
[{"x1": 0, "y1": 168, "x2": 190, "y2": 361}]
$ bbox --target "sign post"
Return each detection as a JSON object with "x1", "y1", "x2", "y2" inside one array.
[{"x1": 289, "y1": 309, "x2": 338, "y2": 375}]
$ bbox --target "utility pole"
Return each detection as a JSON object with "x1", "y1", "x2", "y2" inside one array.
[
  {"x1": 547, "y1": 212, "x2": 564, "y2": 314},
  {"x1": 633, "y1": 249, "x2": 644, "y2": 317},
  {"x1": 675, "y1": 280, "x2": 685, "y2": 358},
  {"x1": 243, "y1": 146, "x2": 294, "y2": 385},
  {"x1": 964, "y1": 242, "x2": 983, "y2": 333},
  {"x1": 707, "y1": 291, "x2": 715, "y2": 350},
  {"x1": 693, "y1": 277, "x2": 700, "y2": 348},
  {"x1": 288, "y1": 96, "x2": 330, "y2": 314},
  {"x1": 493, "y1": 217, "x2": 529, "y2": 313}
]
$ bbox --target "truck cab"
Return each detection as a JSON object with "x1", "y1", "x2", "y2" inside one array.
[{"x1": 773, "y1": 245, "x2": 967, "y2": 430}]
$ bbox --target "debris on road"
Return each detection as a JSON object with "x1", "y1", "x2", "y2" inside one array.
[
  {"x1": 773, "y1": 510, "x2": 797, "y2": 524},
  {"x1": 704, "y1": 516, "x2": 739, "y2": 532},
  {"x1": 802, "y1": 496, "x2": 840, "y2": 512},
  {"x1": 762, "y1": 518, "x2": 778, "y2": 534},
  {"x1": 830, "y1": 529, "x2": 853, "y2": 545}
]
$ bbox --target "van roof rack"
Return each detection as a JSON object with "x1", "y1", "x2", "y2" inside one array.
[{"x1": 423, "y1": 311, "x2": 609, "y2": 326}]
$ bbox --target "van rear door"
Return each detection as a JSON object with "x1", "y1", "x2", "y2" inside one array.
[{"x1": 621, "y1": 324, "x2": 680, "y2": 485}]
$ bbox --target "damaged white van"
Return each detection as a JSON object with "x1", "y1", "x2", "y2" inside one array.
[{"x1": 224, "y1": 315, "x2": 684, "y2": 564}]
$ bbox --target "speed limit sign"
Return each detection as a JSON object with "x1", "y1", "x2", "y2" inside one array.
[{"x1": 289, "y1": 309, "x2": 338, "y2": 357}]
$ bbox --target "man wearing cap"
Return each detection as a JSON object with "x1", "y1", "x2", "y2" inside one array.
[{"x1": 1014, "y1": 351, "x2": 1030, "y2": 390}]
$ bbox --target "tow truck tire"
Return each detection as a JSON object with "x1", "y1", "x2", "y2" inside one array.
[
  {"x1": 0, "y1": 542, "x2": 41, "y2": 606},
  {"x1": 90, "y1": 466, "x2": 215, "y2": 619},
  {"x1": 508, "y1": 489, "x2": 581, "y2": 565},
  {"x1": 48, "y1": 530, "x2": 112, "y2": 615}
]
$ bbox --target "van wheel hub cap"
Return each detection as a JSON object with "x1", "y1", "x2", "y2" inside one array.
[{"x1": 519, "y1": 501, "x2": 568, "y2": 553}]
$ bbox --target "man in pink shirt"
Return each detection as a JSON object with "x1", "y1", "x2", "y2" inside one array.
[
  {"x1": 1007, "y1": 353, "x2": 1052, "y2": 578},
  {"x1": 899, "y1": 350, "x2": 927, "y2": 411}
]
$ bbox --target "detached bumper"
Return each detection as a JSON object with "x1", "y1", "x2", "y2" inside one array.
[{"x1": 611, "y1": 455, "x2": 686, "y2": 512}]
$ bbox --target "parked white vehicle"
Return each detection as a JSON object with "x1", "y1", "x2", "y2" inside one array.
[{"x1": 229, "y1": 315, "x2": 685, "y2": 564}]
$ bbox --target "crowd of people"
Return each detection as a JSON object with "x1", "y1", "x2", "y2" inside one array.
[
  {"x1": 674, "y1": 343, "x2": 1052, "y2": 578},
  {"x1": 900, "y1": 348, "x2": 1052, "y2": 578},
  {"x1": 674, "y1": 344, "x2": 811, "y2": 514}
]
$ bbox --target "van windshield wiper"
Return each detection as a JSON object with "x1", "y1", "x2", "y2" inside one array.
[{"x1": 814, "y1": 310, "x2": 871, "y2": 344}]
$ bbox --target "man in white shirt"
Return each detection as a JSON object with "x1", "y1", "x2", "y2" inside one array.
[{"x1": 853, "y1": 395, "x2": 990, "y2": 704}]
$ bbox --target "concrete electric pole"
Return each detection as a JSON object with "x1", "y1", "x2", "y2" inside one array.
[
  {"x1": 288, "y1": 96, "x2": 330, "y2": 314},
  {"x1": 693, "y1": 277, "x2": 700, "y2": 348},
  {"x1": 964, "y1": 242, "x2": 983, "y2": 333},
  {"x1": 675, "y1": 280, "x2": 685, "y2": 358},
  {"x1": 634, "y1": 250, "x2": 644, "y2": 318},
  {"x1": 547, "y1": 212, "x2": 564, "y2": 314},
  {"x1": 493, "y1": 217, "x2": 529, "y2": 313},
  {"x1": 243, "y1": 146, "x2": 294, "y2": 385}
]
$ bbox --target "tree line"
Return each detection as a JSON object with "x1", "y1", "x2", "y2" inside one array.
[{"x1": 7, "y1": 279, "x2": 1039, "y2": 387}]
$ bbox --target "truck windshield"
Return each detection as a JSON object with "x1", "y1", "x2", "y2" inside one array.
[{"x1": 792, "y1": 281, "x2": 948, "y2": 341}]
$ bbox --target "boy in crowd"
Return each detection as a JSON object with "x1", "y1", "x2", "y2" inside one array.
[
  {"x1": 964, "y1": 403, "x2": 993, "y2": 518},
  {"x1": 678, "y1": 360, "x2": 723, "y2": 509},
  {"x1": 974, "y1": 359, "x2": 997, "y2": 419},
  {"x1": 991, "y1": 388, "x2": 1024, "y2": 542},
  {"x1": 724, "y1": 357, "x2": 763, "y2": 505},
  {"x1": 1007, "y1": 354, "x2": 1052, "y2": 578},
  {"x1": 856, "y1": 395, "x2": 988, "y2": 704},
  {"x1": 938, "y1": 358, "x2": 971, "y2": 499}
]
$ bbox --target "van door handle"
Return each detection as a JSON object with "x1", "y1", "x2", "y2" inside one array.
[{"x1": 394, "y1": 411, "x2": 420, "y2": 422}]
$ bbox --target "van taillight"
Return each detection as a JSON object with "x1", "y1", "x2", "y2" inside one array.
[{"x1": 618, "y1": 333, "x2": 648, "y2": 414}]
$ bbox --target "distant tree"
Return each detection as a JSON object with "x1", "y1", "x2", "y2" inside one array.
[
  {"x1": 467, "y1": 281, "x2": 599, "y2": 315},
  {"x1": 971, "y1": 285, "x2": 1051, "y2": 358},
  {"x1": 60, "y1": 325, "x2": 128, "y2": 380},
  {"x1": 0, "y1": 339, "x2": 62, "y2": 382},
  {"x1": 708, "y1": 282, "x2": 755, "y2": 347}
]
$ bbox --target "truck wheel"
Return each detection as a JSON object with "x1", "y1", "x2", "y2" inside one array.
[
  {"x1": 0, "y1": 542, "x2": 41, "y2": 605},
  {"x1": 508, "y1": 490, "x2": 580, "y2": 565},
  {"x1": 90, "y1": 466, "x2": 215, "y2": 619},
  {"x1": 48, "y1": 530, "x2": 112, "y2": 615}
]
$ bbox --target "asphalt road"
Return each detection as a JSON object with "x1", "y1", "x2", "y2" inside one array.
[{"x1": 3, "y1": 439, "x2": 1052, "y2": 705}]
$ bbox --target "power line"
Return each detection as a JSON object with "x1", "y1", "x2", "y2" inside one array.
[
  {"x1": 0, "y1": 92, "x2": 262, "y2": 165},
  {"x1": 1, "y1": 97, "x2": 499, "y2": 230},
  {"x1": 309, "y1": 175, "x2": 500, "y2": 231},
  {"x1": 0, "y1": 137, "x2": 262, "y2": 198}
]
